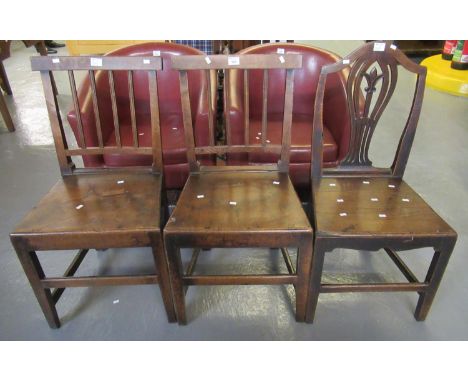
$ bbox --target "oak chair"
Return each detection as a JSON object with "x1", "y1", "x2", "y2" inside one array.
[
  {"x1": 165, "y1": 54, "x2": 313, "y2": 324},
  {"x1": 10, "y1": 56, "x2": 176, "y2": 328},
  {"x1": 306, "y1": 41, "x2": 457, "y2": 323}
]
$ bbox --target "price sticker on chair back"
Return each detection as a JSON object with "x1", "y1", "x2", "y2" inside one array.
[
  {"x1": 373, "y1": 42, "x2": 386, "y2": 52},
  {"x1": 228, "y1": 56, "x2": 240, "y2": 66},
  {"x1": 90, "y1": 57, "x2": 103, "y2": 67}
]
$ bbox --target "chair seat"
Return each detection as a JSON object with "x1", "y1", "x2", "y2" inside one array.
[
  {"x1": 165, "y1": 171, "x2": 311, "y2": 234},
  {"x1": 12, "y1": 172, "x2": 162, "y2": 239},
  {"x1": 314, "y1": 177, "x2": 456, "y2": 237}
]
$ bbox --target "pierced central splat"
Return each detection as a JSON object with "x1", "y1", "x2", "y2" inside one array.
[
  {"x1": 363, "y1": 67, "x2": 384, "y2": 93},
  {"x1": 340, "y1": 56, "x2": 398, "y2": 167}
]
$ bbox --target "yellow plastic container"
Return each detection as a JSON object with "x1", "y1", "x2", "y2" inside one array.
[{"x1": 421, "y1": 54, "x2": 468, "y2": 98}]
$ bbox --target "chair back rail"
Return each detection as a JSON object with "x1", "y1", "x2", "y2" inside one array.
[
  {"x1": 31, "y1": 56, "x2": 163, "y2": 175},
  {"x1": 171, "y1": 54, "x2": 302, "y2": 173},
  {"x1": 312, "y1": 41, "x2": 426, "y2": 181}
]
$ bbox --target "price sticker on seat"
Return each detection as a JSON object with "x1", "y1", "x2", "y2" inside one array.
[
  {"x1": 278, "y1": 55, "x2": 285, "y2": 63},
  {"x1": 143, "y1": 59, "x2": 151, "y2": 64},
  {"x1": 90, "y1": 57, "x2": 103, "y2": 67},
  {"x1": 205, "y1": 56, "x2": 211, "y2": 64},
  {"x1": 373, "y1": 42, "x2": 386, "y2": 52},
  {"x1": 228, "y1": 56, "x2": 240, "y2": 66},
  {"x1": 52, "y1": 58, "x2": 60, "y2": 64},
  {"x1": 153, "y1": 50, "x2": 161, "y2": 56},
  {"x1": 277, "y1": 48, "x2": 285, "y2": 54}
]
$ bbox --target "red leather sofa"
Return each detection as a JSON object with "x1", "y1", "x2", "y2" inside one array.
[
  {"x1": 225, "y1": 43, "x2": 351, "y2": 189},
  {"x1": 67, "y1": 42, "x2": 216, "y2": 189}
]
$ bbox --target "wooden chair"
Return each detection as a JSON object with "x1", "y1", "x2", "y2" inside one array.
[
  {"x1": 306, "y1": 41, "x2": 457, "y2": 323},
  {"x1": 165, "y1": 54, "x2": 313, "y2": 324},
  {"x1": 10, "y1": 55, "x2": 176, "y2": 328}
]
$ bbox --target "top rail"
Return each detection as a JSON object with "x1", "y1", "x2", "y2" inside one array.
[
  {"x1": 31, "y1": 56, "x2": 162, "y2": 71},
  {"x1": 171, "y1": 54, "x2": 302, "y2": 70}
]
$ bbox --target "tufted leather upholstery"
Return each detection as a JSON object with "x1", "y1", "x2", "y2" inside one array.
[
  {"x1": 225, "y1": 43, "x2": 351, "y2": 189},
  {"x1": 67, "y1": 42, "x2": 216, "y2": 189}
]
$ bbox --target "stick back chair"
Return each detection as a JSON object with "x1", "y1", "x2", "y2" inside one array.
[
  {"x1": 10, "y1": 55, "x2": 176, "y2": 328},
  {"x1": 164, "y1": 53, "x2": 313, "y2": 324},
  {"x1": 306, "y1": 41, "x2": 457, "y2": 323}
]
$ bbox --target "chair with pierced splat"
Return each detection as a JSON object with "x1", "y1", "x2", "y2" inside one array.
[
  {"x1": 10, "y1": 56, "x2": 176, "y2": 328},
  {"x1": 306, "y1": 41, "x2": 457, "y2": 323}
]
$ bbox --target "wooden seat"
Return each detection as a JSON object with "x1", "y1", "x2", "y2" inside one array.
[
  {"x1": 12, "y1": 172, "x2": 162, "y2": 245},
  {"x1": 314, "y1": 177, "x2": 455, "y2": 237},
  {"x1": 165, "y1": 54, "x2": 313, "y2": 324},
  {"x1": 10, "y1": 56, "x2": 176, "y2": 328},
  {"x1": 306, "y1": 41, "x2": 457, "y2": 323},
  {"x1": 166, "y1": 171, "x2": 310, "y2": 233}
]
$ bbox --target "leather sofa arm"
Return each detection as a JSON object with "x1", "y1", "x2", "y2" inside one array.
[
  {"x1": 224, "y1": 69, "x2": 246, "y2": 145},
  {"x1": 194, "y1": 69, "x2": 218, "y2": 145},
  {"x1": 323, "y1": 70, "x2": 355, "y2": 161}
]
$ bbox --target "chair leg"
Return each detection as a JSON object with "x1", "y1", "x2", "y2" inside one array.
[
  {"x1": 295, "y1": 236, "x2": 313, "y2": 322},
  {"x1": 0, "y1": 61, "x2": 12, "y2": 95},
  {"x1": 149, "y1": 233, "x2": 177, "y2": 323},
  {"x1": 414, "y1": 238, "x2": 456, "y2": 321},
  {"x1": 0, "y1": 91, "x2": 14, "y2": 132},
  {"x1": 305, "y1": 239, "x2": 326, "y2": 323},
  {"x1": 164, "y1": 235, "x2": 187, "y2": 325},
  {"x1": 11, "y1": 238, "x2": 60, "y2": 329}
]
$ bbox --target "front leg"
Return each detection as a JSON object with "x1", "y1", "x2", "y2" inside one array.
[{"x1": 414, "y1": 237, "x2": 456, "y2": 321}]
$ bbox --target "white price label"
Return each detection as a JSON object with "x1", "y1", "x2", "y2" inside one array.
[
  {"x1": 279, "y1": 56, "x2": 285, "y2": 63},
  {"x1": 90, "y1": 57, "x2": 102, "y2": 67},
  {"x1": 205, "y1": 56, "x2": 211, "y2": 64},
  {"x1": 143, "y1": 59, "x2": 150, "y2": 64},
  {"x1": 52, "y1": 58, "x2": 60, "y2": 64},
  {"x1": 228, "y1": 56, "x2": 240, "y2": 66},
  {"x1": 277, "y1": 48, "x2": 285, "y2": 54},
  {"x1": 373, "y1": 42, "x2": 386, "y2": 52},
  {"x1": 343, "y1": 59, "x2": 350, "y2": 64},
  {"x1": 153, "y1": 50, "x2": 161, "y2": 56}
]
